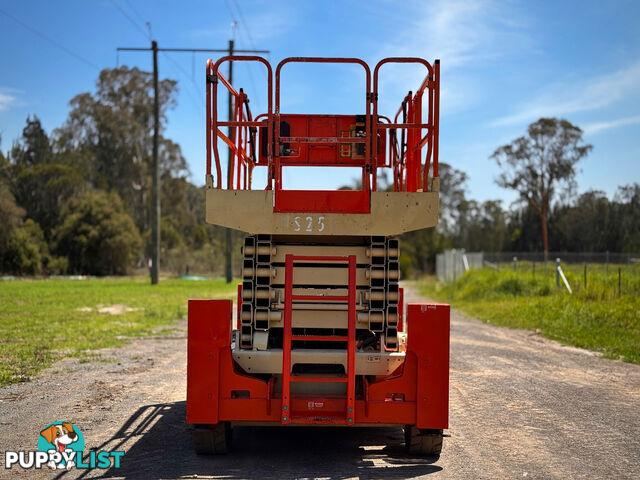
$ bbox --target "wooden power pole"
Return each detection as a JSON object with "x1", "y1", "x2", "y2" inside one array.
[
  {"x1": 150, "y1": 40, "x2": 160, "y2": 285},
  {"x1": 224, "y1": 39, "x2": 235, "y2": 284}
]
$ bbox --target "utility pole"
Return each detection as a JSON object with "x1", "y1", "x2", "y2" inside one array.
[
  {"x1": 151, "y1": 40, "x2": 160, "y2": 285},
  {"x1": 225, "y1": 39, "x2": 235, "y2": 284},
  {"x1": 117, "y1": 41, "x2": 269, "y2": 285}
]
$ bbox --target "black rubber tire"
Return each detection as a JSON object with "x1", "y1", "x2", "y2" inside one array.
[
  {"x1": 193, "y1": 422, "x2": 232, "y2": 454},
  {"x1": 404, "y1": 425, "x2": 443, "y2": 457}
]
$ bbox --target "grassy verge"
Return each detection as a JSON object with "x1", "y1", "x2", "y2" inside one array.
[
  {"x1": 0, "y1": 277, "x2": 238, "y2": 387},
  {"x1": 416, "y1": 264, "x2": 640, "y2": 364}
]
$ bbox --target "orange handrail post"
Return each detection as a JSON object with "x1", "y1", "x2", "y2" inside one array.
[{"x1": 208, "y1": 56, "x2": 273, "y2": 190}]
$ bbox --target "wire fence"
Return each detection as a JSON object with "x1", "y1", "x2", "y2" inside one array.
[
  {"x1": 483, "y1": 251, "x2": 639, "y2": 265},
  {"x1": 435, "y1": 250, "x2": 640, "y2": 297},
  {"x1": 435, "y1": 249, "x2": 483, "y2": 283}
]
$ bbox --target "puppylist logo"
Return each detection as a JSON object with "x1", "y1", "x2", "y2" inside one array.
[{"x1": 4, "y1": 421, "x2": 124, "y2": 471}]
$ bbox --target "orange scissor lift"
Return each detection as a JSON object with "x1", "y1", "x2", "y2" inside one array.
[{"x1": 187, "y1": 56, "x2": 450, "y2": 457}]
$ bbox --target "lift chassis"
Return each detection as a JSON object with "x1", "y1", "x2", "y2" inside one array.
[{"x1": 187, "y1": 56, "x2": 450, "y2": 456}]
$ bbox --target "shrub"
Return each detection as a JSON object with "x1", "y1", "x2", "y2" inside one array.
[
  {"x1": 46, "y1": 256, "x2": 69, "y2": 275},
  {"x1": 53, "y1": 191, "x2": 142, "y2": 275},
  {"x1": 497, "y1": 277, "x2": 524, "y2": 296},
  {"x1": 4, "y1": 222, "x2": 42, "y2": 275}
]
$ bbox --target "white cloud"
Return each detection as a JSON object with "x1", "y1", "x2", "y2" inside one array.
[
  {"x1": 0, "y1": 88, "x2": 19, "y2": 112},
  {"x1": 410, "y1": 0, "x2": 526, "y2": 68},
  {"x1": 375, "y1": 0, "x2": 530, "y2": 115},
  {"x1": 583, "y1": 115, "x2": 640, "y2": 135},
  {"x1": 492, "y1": 59, "x2": 640, "y2": 126},
  {"x1": 237, "y1": 10, "x2": 293, "y2": 43}
]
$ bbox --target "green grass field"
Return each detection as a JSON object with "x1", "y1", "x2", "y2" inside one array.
[
  {"x1": 417, "y1": 263, "x2": 640, "y2": 364},
  {"x1": 0, "y1": 277, "x2": 238, "y2": 387}
]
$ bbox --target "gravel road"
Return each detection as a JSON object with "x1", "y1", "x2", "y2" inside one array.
[{"x1": 1, "y1": 286, "x2": 638, "y2": 479}]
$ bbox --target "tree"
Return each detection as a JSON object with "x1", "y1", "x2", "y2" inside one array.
[
  {"x1": 492, "y1": 118, "x2": 592, "y2": 260},
  {"x1": 9, "y1": 117, "x2": 86, "y2": 238},
  {"x1": 53, "y1": 191, "x2": 142, "y2": 275},
  {"x1": 10, "y1": 116, "x2": 51, "y2": 168},
  {"x1": 457, "y1": 200, "x2": 508, "y2": 252},
  {"x1": 400, "y1": 163, "x2": 466, "y2": 273},
  {"x1": 0, "y1": 143, "x2": 28, "y2": 272},
  {"x1": 3, "y1": 219, "x2": 50, "y2": 275},
  {"x1": 436, "y1": 163, "x2": 468, "y2": 238},
  {"x1": 550, "y1": 190, "x2": 613, "y2": 252},
  {"x1": 507, "y1": 204, "x2": 545, "y2": 252},
  {"x1": 54, "y1": 67, "x2": 188, "y2": 233},
  {"x1": 613, "y1": 183, "x2": 640, "y2": 253}
]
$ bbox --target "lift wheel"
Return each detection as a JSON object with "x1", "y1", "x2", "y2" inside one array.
[
  {"x1": 404, "y1": 425, "x2": 443, "y2": 457},
  {"x1": 193, "y1": 422, "x2": 232, "y2": 454}
]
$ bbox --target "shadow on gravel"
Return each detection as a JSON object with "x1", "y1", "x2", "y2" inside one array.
[{"x1": 62, "y1": 401, "x2": 442, "y2": 479}]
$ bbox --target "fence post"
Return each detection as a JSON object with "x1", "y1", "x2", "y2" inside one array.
[
  {"x1": 453, "y1": 251, "x2": 457, "y2": 282},
  {"x1": 556, "y1": 260, "x2": 573, "y2": 294},
  {"x1": 618, "y1": 267, "x2": 621, "y2": 297},
  {"x1": 556, "y1": 258, "x2": 561, "y2": 287},
  {"x1": 513, "y1": 256, "x2": 518, "y2": 271}
]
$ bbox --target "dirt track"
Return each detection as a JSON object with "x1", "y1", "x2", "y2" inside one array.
[{"x1": 1, "y1": 286, "x2": 639, "y2": 479}]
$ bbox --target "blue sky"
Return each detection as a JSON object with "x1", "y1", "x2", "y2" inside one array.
[{"x1": 1, "y1": 0, "x2": 639, "y2": 206}]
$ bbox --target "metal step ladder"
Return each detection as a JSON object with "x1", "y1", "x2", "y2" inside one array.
[{"x1": 281, "y1": 254, "x2": 357, "y2": 425}]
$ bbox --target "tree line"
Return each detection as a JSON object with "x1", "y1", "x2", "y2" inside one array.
[
  {"x1": 1, "y1": 68, "x2": 638, "y2": 277},
  {"x1": 0, "y1": 67, "x2": 230, "y2": 276},
  {"x1": 400, "y1": 162, "x2": 640, "y2": 275}
]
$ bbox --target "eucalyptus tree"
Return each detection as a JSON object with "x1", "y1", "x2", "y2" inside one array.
[{"x1": 492, "y1": 118, "x2": 592, "y2": 260}]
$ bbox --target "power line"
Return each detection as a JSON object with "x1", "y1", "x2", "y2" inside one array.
[
  {"x1": 109, "y1": 2, "x2": 205, "y2": 114},
  {"x1": 222, "y1": 0, "x2": 237, "y2": 25},
  {"x1": 119, "y1": 44, "x2": 271, "y2": 114},
  {"x1": 232, "y1": 0, "x2": 258, "y2": 52},
  {"x1": 141, "y1": 47, "x2": 268, "y2": 53},
  {"x1": 0, "y1": 6, "x2": 100, "y2": 70},
  {"x1": 123, "y1": 0, "x2": 147, "y2": 28},
  {"x1": 226, "y1": 0, "x2": 271, "y2": 65},
  {"x1": 161, "y1": 51, "x2": 205, "y2": 113},
  {"x1": 235, "y1": 37, "x2": 263, "y2": 113},
  {"x1": 122, "y1": 0, "x2": 152, "y2": 39},
  {"x1": 109, "y1": 0, "x2": 264, "y2": 115},
  {"x1": 225, "y1": 0, "x2": 266, "y2": 113},
  {"x1": 109, "y1": 0, "x2": 150, "y2": 40},
  {"x1": 118, "y1": 46, "x2": 269, "y2": 115},
  {"x1": 162, "y1": 51, "x2": 203, "y2": 101}
]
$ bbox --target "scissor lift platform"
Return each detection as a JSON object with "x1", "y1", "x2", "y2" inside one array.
[{"x1": 187, "y1": 55, "x2": 450, "y2": 457}]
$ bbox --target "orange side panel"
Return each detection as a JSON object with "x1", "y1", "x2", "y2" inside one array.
[
  {"x1": 186, "y1": 299, "x2": 232, "y2": 424},
  {"x1": 274, "y1": 189, "x2": 370, "y2": 213},
  {"x1": 408, "y1": 303, "x2": 450, "y2": 429},
  {"x1": 218, "y1": 348, "x2": 270, "y2": 421}
]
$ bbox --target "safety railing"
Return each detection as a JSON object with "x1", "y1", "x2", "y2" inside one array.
[
  {"x1": 206, "y1": 56, "x2": 273, "y2": 189},
  {"x1": 374, "y1": 58, "x2": 440, "y2": 192},
  {"x1": 273, "y1": 57, "x2": 373, "y2": 213},
  {"x1": 206, "y1": 56, "x2": 440, "y2": 210}
]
